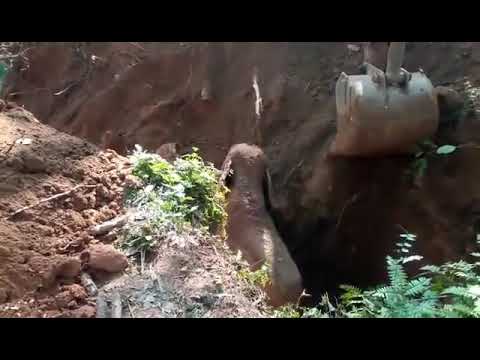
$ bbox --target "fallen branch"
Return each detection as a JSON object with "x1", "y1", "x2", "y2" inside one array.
[
  {"x1": 80, "y1": 272, "x2": 98, "y2": 297},
  {"x1": 90, "y1": 214, "x2": 130, "y2": 236},
  {"x1": 4, "y1": 184, "x2": 96, "y2": 220},
  {"x1": 111, "y1": 291, "x2": 122, "y2": 318},
  {"x1": 127, "y1": 298, "x2": 136, "y2": 318},
  {"x1": 53, "y1": 82, "x2": 78, "y2": 96},
  {"x1": 95, "y1": 293, "x2": 108, "y2": 318},
  {"x1": 252, "y1": 70, "x2": 263, "y2": 145},
  {"x1": 252, "y1": 71, "x2": 263, "y2": 119}
]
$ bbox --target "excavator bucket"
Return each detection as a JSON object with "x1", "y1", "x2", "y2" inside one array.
[{"x1": 330, "y1": 43, "x2": 439, "y2": 157}]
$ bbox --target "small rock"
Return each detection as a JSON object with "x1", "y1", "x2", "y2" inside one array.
[
  {"x1": 96, "y1": 184, "x2": 111, "y2": 199},
  {"x1": 72, "y1": 193, "x2": 90, "y2": 211},
  {"x1": 86, "y1": 244, "x2": 128, "y2": 273},
  {"x1": 72, "y1": 168, "x2": 86, "y2": 181},
  {"x1": 66, "y1": 212, "x2": 86, "y2": 231},
  {"x1": 67, "y1": 300, "x2": 78, "y2": 309},
  {"x1": 21, "y1": 153, "x2": 47, "y2": 173},
  {"x1": 55, "y1": 291, "x2": 74, "y2": 308},
  {"x1": 36, "y1": 224, "x2": 54, "y2": 237},
  {"x1": 64, "y1": 284, "x2": 88, "y2": 301}
]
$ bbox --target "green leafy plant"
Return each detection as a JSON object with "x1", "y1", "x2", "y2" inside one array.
[
  {"x1": 278, "y1": 233, "x2": 480, "y2": 318},
  {"x1": 238, "y1": 263, "x2": 271, "y2": 288},
  {"x1": 408, "y1": 140, "x2": 457, "y2": 184},
  {"x1": 419, "y1": 251, "x2": 480, "y2": 318},
  {"x1": 273, "y1": 304, "x2": 302, "y2": 318},
  {"x1": 122, "y1": 145, "x2": 229, "y2": 257}
]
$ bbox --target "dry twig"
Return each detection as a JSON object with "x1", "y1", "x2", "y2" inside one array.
[
  {"x1": 96, "y1": 293, "x2": 108, "y2": 318},
  {"x1": 4, "y1": 184, "x2": 96, "y2": 220},
  {"x1": 80, "y1": 272, "x2": 98, "y2": 297},
  {"x1": 111, "y1": 291, "x2": 122, "y2": 318},
  {"x1": 90, "y1": 214, "x2": 130, "y2": 236}
]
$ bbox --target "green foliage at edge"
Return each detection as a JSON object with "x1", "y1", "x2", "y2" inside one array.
[{"x1": 122, "y1": 146, "x2": 229, "y2": 256}]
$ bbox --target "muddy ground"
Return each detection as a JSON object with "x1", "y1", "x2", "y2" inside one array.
[{"x1": 3, "y1": 42, "x2": 480, "y2": 302}]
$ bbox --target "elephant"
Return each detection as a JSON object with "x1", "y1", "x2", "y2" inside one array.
[{"x1": 222, "y1": 143, "x2": 303, "y2": 306}]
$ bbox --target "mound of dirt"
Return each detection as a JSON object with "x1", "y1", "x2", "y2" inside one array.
[
  {"x1": 0, "y1": 107, "x2": 131, "y2": 317},
  {"x1": 97, "y1": 234, "x2": 268, "y2": 318},
  {"x1": 0, "y1": 107, "x2": 269, "y2": 317}
]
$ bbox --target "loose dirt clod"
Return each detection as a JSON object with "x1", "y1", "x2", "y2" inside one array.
[
  {"x1": 56, "y1": 256, "x2": 82, "y2": 278},
  {"x1": 85, "y1": 244, "x2": 128, "y2": 273},
  {"x1": 21, "y1": 153, "x2": 47, "y2": 173}
]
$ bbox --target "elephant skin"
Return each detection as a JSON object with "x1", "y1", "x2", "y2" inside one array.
[{"x1": 223, "y1": 143, "x2": 303, "y2": 306}]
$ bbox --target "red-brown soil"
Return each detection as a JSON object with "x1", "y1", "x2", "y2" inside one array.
[{"x1": 0, "y1": 107, "x2": 130, "y2": 317}]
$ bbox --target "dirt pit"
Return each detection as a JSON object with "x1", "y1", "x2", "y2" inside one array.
[{"x1": 5, "y1": 42, "x2": 480, "y2": 306}]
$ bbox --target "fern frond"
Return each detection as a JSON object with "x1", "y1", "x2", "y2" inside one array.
[
  {"x1": 420, "y1": 265, "x2": 441, "y2": 273},
  {"x1": 386, "y1": 256, "x2": 408, "y2": 289},
  {"x1": 441, "y1": 286, "x2": 474, "y2": 298},
  {"x1": 405, "y1": 277, "x2": 431, "y2": 297}
]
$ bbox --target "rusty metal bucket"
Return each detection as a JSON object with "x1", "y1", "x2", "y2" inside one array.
[{"x1": 330, "y1": 42, "x2": 439, "y2": 157}]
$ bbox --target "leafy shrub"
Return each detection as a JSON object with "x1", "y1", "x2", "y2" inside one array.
[
  {"x1": 276, "y1": 232, "x2": 480, "y2": 318},
  {"x1": 408, "y1": 140, "x2": 457, "y2": 184},
  {"x1": 238, "y1": 264, "x2": 271, "y2": 288},
  {"x1": 273, "y1": 304, "x2": 302, "y2": 318},
  {"x1": 122, "y1": 146, "x2": 228, "y2": 257}
]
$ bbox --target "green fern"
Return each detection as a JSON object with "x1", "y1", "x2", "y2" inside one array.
[{"x1": 275, "y1": 234, "x2": 480, "y2": 318}]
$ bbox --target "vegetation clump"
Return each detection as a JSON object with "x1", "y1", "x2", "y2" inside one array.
[
  {"x1": 121, "y1": 146, "x2": 228, "y2": 258},
  {"x1": 275, "y1": 232, "x2": 480, "y2": 318}
]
